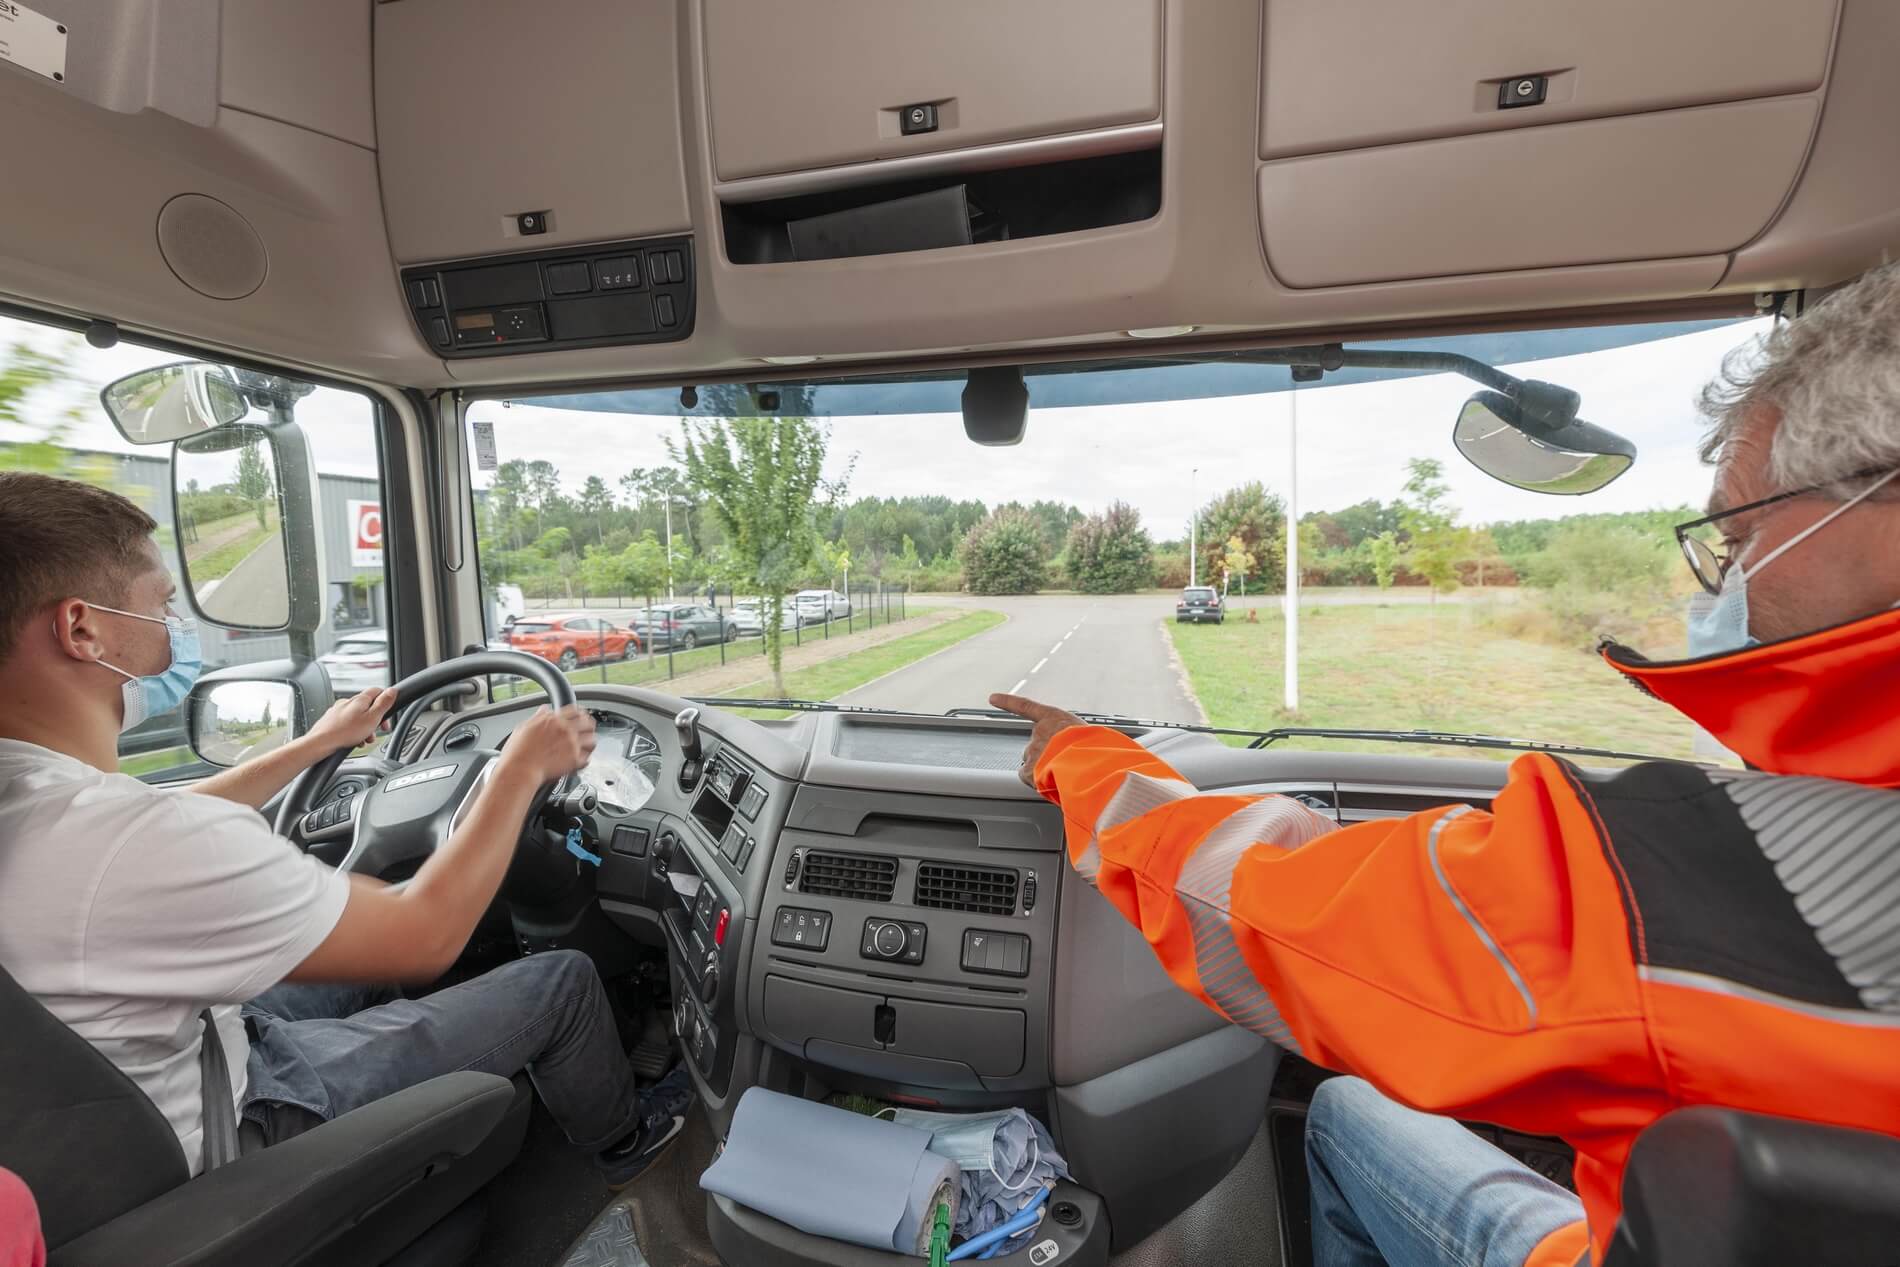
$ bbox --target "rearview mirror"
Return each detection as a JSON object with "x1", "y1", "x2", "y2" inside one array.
[
  {"x1": 172, "y1": 427, "x2": 292, "y2": 629},
  {"x1": 1452, "y1": 390, "x2": 1636, "y2": 495},
  {"x1": 188, "y1": 680, "x2": 295, "y2": 768},
  {"x1": 101, "y1": 363, "x2": 247, "y2": 445}
]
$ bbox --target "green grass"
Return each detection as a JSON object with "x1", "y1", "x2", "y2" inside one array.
[
  {"x1": 493, "y1": 606, "x2": 957, "y2": 702},
  {"x1": 725, "y1": 609, "x2": 1006, "y2": 716},
  {"x1": 1168, "y1": 601, "x2": 1713, "y2": 763},
  {"x1": 185, "y1": 509, "x2": 280, "y2": 583},
  {"x1": 118, "y1": 746, "x2": 199, "y2": 778}
]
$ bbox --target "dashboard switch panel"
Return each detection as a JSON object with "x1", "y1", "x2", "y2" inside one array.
[
  {"x1": 862, "y1": 918, "x2": 927, "y2": 965},
  {"x1": 962, "y1": 929, "x2": 1030, "y2": 978},
  {"x1": 772, "y1": 907, "x2": 831, "y2": 951}
]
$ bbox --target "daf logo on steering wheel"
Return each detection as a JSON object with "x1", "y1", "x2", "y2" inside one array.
[{"x1": 384, "y1": 764, "x2": 458, "y2": 793}]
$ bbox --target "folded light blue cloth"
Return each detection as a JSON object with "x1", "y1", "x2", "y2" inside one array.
[{"x1": 700, "y1": 1088, "x2": 960, "y2": 1256}]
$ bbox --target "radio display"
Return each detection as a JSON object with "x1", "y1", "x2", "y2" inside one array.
[{"x1": 454, "y1": 312, "x2": 495, "y2": 332}]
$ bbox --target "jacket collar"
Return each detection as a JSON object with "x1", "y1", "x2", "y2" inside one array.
[{"x1": 1601, "y1": 606, "x2": 1900, "y2": 787}]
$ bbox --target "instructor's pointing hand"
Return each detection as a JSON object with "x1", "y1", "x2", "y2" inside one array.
[{"x1": 989, "y1": 693, "x2": 1084, "y2": 788}]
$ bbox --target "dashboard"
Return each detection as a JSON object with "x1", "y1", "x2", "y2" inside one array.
[{"x1": 364, "y1": 684, "x2": 1515, "y2": 1249}]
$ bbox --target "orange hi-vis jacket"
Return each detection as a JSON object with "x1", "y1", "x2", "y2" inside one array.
[{"x1": 1035, "y1": 726, "x2": 1900, "y2": 1267}]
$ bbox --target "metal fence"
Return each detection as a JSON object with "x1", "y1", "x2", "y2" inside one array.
[{"x1": 504, "y1": 582, "x2": 916, "y2": 689}]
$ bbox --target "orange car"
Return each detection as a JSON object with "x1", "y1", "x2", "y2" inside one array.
[{"x1": 505, "y1": 613, "x2": 640, "y2": 670}]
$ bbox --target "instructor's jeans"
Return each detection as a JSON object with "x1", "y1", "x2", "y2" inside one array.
[
  {"x1": 241, "y1": 949, "x2": 643, "y2": 1153},
  {"x1": 1305, "y1": 1077, "x2": 1585, "y2": 1267}
]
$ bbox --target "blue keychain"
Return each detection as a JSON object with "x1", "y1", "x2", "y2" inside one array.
[{"x1": 565, "y1": 824, "x2": 602, "y2": 867}]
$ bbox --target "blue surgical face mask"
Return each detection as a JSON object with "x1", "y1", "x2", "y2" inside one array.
[
  {"x1": 84, "y1": 602, "x2": 203, "y2": 732},
  {"x1": 1687, "y1": 469, "x2": 1900, "y2": 659},
  {"x1": 885, "y1": 1107, "x2": 1045, "y2": 1193}
]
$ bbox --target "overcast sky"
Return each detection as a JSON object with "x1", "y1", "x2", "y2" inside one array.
[{"x1": 4, "y1": 313, "x2": 1768, "y2": 537}]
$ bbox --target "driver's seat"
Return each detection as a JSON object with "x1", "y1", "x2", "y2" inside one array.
[{"x1": 0, "y1": 964, "x2": 533, "y2": 1267}]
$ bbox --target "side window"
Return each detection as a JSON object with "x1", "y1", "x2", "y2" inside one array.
[{"x1": 0, "y1": 314, "x2": 391, "y2": 782}]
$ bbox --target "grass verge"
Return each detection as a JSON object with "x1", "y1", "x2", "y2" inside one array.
[
  {"x1": 725, "y1": 609, "x2": 1006, "y2": 717},
  {"x1": 187, "y1": 511, "x2": 281, "y2": 583},
  {"x1": 1168, "y1": 600, "x2": 1712, "y2": 763}
]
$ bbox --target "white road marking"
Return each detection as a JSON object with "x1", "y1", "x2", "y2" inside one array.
[
  {"x1": 1032, "y1": 658, "x2": 1048, "y2": 674},
  {"x1": 1009, "y1": 678, "x2": 1028, "y2": 694},
  {"x1": 1048, "y1": 642, "x2": 1064, "y2": 657}
]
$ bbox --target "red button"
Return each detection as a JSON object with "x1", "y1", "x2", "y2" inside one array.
[{"x1": 713, "y1": 908, "x2": 730, "y2": 947}]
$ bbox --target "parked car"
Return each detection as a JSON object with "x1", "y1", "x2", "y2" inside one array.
[
  {"x1": 632, "y1": 603, "x2": 739, "y2": 650},
  {"x1": 318, "y1": 629, "x2": 393, "y2": 693},
  {"x1": 506, "y1": 613, "x2": 640, "y2": 670},
  {"x1": 731, "y1": 600, "x2": 797, "y2": 635},
  {"x1": 794, "y1": 589, "x2": 851, "y2": 624},
  {"x1": 1175, "y1": 587, "x2": 1224, "y2": 624}
]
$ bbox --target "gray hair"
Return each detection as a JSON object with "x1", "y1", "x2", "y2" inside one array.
[{"x1": 1699, "y1": 261, "x2": 1900, "y2": 493}]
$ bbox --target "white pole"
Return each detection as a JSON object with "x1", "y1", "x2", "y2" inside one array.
[
  {"x1": 1189, "y1": 467, "x2": 1199, "y2": 587},
  {"x1": 664, "y1": 501, "x2": 675, "y2": 599},
  {"x1": 1285, "y1": 388, "x2": 1300, "y2": 711}
]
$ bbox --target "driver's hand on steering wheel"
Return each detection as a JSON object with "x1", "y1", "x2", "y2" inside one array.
[
  {"x1": 304, "y1": 687, "x2": 401, "y2": 756},
  {"x1": 496, "y1": 704, "x2": 598, "y2": 785}
]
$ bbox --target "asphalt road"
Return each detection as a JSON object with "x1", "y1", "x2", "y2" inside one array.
[
  {"x1": 196, "y1": 532, "x2": 288, "y2": 627},
  {"x1": 838, "y1": 594, "x2": 1204, "y2": 723}
]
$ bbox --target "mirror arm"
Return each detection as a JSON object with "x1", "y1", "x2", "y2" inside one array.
[{"x1": 1240, "y1": 344, "x2": 1571, "y2": 416}]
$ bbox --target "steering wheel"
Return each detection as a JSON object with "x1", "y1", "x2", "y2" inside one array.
[{"x1": 276, "y1": 651, "x2": 577, "y2": 881}]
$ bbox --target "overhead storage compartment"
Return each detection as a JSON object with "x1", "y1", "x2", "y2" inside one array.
[
  {"x1": 1260, "y1": 0, "x2": 1838, "y2": 158},
  {"x1": 1260, "y1": 97, "x2": 1817, "y2": 288},
  {"x1": 374, "y1": 0, "x2": 690, "y2": 265},
  {"x1": 702, "y1": 0, "x2": 1163, "y2": 182}
]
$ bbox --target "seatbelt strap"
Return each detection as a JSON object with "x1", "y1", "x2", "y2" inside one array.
[{"x1": 198, "y1": 1007, "x2": 241, "y2": 1171}]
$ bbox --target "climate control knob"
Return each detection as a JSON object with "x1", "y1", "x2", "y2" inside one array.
[
  {"x1": 871, "y1": 920, "x2": 908, "y2": 959},
  {"x1": 698, "y1": 951, "x2": 720, "y2": 1005}
]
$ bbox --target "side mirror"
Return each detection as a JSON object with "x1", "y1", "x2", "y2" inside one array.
[
  {"x1": 1452, "y1": 390, "x2": 1636, "y2": 495},
  {"x1": 101, "y1": 363, "x2": 247, "y2": 445},
  {"x1": 187, "y1": 679, "x2": 297, "y2": 768},
  {"x1": 172, "y1": 426, "x2": 292, "y2": 629}
]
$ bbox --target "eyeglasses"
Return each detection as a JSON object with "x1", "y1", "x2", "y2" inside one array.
[{"x1": 1674, "y1": 465, "x2": 1896, "y2": 595}]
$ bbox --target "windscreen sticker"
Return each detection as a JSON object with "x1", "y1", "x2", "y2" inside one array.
[
  {"x1": 0, "y1": 2, "x2": 67, "y2": 84},
  {"x1": 472, "y1": 419, "x2": 498, "y2": 471}
]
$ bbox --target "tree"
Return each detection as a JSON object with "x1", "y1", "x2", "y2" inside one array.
[
  {"x1": 1065, "y1": 501, "x2": 1154, "y2": 594},
  {"x1": 525, "y1": 459, "x2": 561, "y2": 534},
  {"x1": 1196, "y1": 482, "x2": 1287, "y2": 593},
  {"x1": 1368, "y1": 531, "x2": 1400, "y2": 590},
  {"x1": 234, "y1": 437, "x2": 274, "y2": 527},
  {"x1": 1222, "y1": 534, "x2": 1257, "y2": 595},
  {"x1": 577, "y1": 475, "x2": 613, "y2": 546},
  {"x1": 1398, "y1": 458, "x2": 1467, "y2": 599},
  {"x1": 960, "y1": 508, "x2": 1047, "y2": 594},
  {"x1": 677, "y1": 413, "x2": 848, "y2": 694}
]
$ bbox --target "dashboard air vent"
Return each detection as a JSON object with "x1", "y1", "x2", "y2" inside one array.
[
  {"x1": 798, "y1": 850, "x2": 897, "y2": 903},
  {"x1": 915, "y1": 863, "x2": 1018, "y2": 917}
]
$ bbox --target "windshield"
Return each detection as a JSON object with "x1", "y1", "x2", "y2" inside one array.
[{"x1": 466, "y1": 317, "x2": 1765, "y2": 762}]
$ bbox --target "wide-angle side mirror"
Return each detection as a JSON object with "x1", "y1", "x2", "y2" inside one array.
[
  {"x1": 1452, "y1": 390, "x2": 1636, "y2": 495},
  {"x1": 172, "y1": 425, "x2": 293, "y2": 629},
  {"x1": 187, "y1": 679, "x2": 297, "y2": 768},
  {"x1": 100, "y1": 362, "x2": 247, "y2": 445}
]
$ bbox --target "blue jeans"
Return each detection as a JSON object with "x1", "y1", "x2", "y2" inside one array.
[
  {"x1": 241, "y1": 949, "x2": 644, "y2": 1154},
  {"x1": 1305, "y1": 1077, "x2": 1585, "y2": 1267}
]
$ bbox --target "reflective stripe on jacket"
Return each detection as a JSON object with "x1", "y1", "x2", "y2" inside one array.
[{"x1": 1035, "y1": 725, "x2": 1900, "y2": 1267}]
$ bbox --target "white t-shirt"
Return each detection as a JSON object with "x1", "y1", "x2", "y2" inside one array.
[{"x1": 0, "y1": 739, "x2": 349, "y2": 1174}]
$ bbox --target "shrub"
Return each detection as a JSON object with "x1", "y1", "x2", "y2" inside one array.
[
  {"x1": 959, "y1": 508, "x2": 1046, "y2": 594},
  {"x1": 1066, "y1": 501, "x2": 1155, "y2": 593},
  {"x1": 1520, "y1": 523, "x2": 1678, "y2": 648}
]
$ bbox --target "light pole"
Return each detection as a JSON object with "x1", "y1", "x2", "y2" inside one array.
[
  {"x1": 1189, "y1": 467, "x2": 1199, "y2": 587},
  {"x1": 1285, "y1": 388, "x2": 1300, "y2": 711},
  {"x1": 664, "y1": 498, "x2": 675, "y2": 600}
]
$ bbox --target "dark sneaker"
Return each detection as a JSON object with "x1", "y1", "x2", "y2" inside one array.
[{"x1": 598, "y1": 1065, "x2": 696, "y2": 1190}]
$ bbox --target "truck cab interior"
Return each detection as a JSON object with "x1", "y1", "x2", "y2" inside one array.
[{"x1": 2, "y1": 3, "x2": 1899, "y2": 1266}]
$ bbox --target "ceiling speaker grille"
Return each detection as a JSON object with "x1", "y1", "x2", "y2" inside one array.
[{"x1": 157, "y1": 194, "x2": 267, "y2": 300}]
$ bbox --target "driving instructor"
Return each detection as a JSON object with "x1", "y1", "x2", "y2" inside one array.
[
  {"x1": 0, "y1": 472, "x2": 691, "y2": 1187},
  {"x1": 996, "y1": 263, "x2": 1900, "y2": 1267}
]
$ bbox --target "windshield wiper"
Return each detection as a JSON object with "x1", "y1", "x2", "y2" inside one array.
[
  {"x1": 700, "y1": 700, "x2": 1674, "y2": 763},
  {"x1": 941, "y1": 708, "x2": 1671, "y2": 763}
]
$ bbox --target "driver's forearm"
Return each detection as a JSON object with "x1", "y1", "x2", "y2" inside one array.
[
  {"x1": 191, "y1": 735, "x2": 332, "y2": 811},
  {"x1": 394, "y1": 760, "x2": 543, "y2": 963}
]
